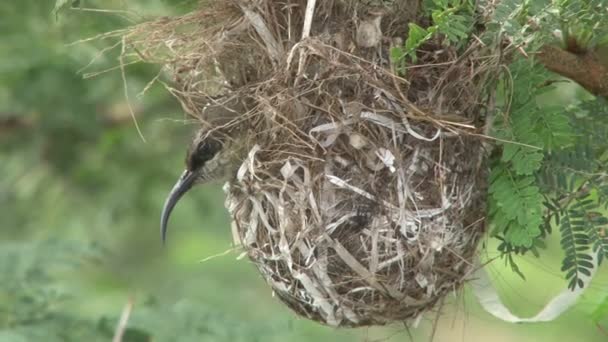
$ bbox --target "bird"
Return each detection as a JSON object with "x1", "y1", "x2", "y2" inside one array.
[{"x1": 160, "y1": 96, "x2": 248, "y2": 243}]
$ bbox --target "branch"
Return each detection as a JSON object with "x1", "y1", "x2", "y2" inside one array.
[
  {"x1": 537, "y1": 45, "x2": 608, "y2": 98},
  {"x1": 112, "y1": 297, "x2": 135, "y2": 342},
  {"x1": 0, "y1": 115, "x2": 33, "y2": 134}
]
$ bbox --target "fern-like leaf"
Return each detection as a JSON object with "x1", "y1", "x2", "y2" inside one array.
[
  {"x1": 558, "y1": 193, "x2": 607, "y2": 290},
  {"x1": 489, "y1": 166, "x2": 543, "y2": 247}
]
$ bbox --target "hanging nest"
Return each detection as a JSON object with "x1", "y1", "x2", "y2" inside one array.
[{"x1": 119, "y1": 0, "x2": 506, "y2": 327}]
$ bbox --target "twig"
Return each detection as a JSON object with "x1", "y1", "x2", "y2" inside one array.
[
  {"x1": 199, "y1": 247, "x2": 239, "y2": 263},
  {"x1": 296, "y1": 0, "x2": 318, "y2": 76},
  {"x1": 239, "y1": 4, "x2": 282, "y2": 64},
  {"x1": 70, "y1": 7, "x2": 139, "y2": 23},
  {"x1": 119, "y1": 36, "x2": 147, "y2": 142},
  {"x1": 112, "y1": 297, "x2": 135, "y2": 342}
]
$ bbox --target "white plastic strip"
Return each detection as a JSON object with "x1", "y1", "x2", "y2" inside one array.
[
  {"x1": 301, "y1": 0, "x2": 317, "y2": 40},
  {"x1": 471, "y1": 253, "x2": 598, "y2": 323}
]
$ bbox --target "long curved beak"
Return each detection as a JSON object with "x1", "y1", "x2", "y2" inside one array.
[{"x1": 160, "y1": 170, "x2": 198, "y2": 243}]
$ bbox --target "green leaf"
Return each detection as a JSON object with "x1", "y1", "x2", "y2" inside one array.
[
  {"x1": 404, "y1": 23, "x2": 431, "y2": 62},
  {"x1": 502, "y1": 142, "x2": 543, "y2": 175},
  {"x1": 489, "y1": 166, "x2": 543, "y2": 247},
  {"x1": 390, "y1": 46, "x2": 404, "y2": 62},
  {"x1": 557, "y1": 201, "x2": 605, "y2": 290},
  {"x1": 504, "y1": 223, "x2": 539, "y2": 248}
]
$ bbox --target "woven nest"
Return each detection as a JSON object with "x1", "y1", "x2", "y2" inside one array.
[{"x1": 121, "y1": 0, "x2": 505, "y2": 327}]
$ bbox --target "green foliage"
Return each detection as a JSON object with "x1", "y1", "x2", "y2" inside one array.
[
  {"x1": 556, "y1": 0, "x2": 608, "y2": 49},
  {"x1": 558, "y1": 193, "x2": 608, "y2": 289},
  {"x1": 486, "y1": 0, "x2": 551, "y2": 49},
  {"x1": 489, "y1": 58, "x2": 608, "y2": 289},
  {"x1": 0, "y1": 240, "x2": 288, "y2": 342},
  {"x1": 391, "y1": 0, "x2": 475, "y2": 65},
  {"x1": 484, "y1": 0, "x2": 608, "y2": 295},
  {"x1": 488, "y1": 0, "x2": 608, "y2": 50},
  {"x1": 490, "y1": 167, "x2": 544, "y2": 248},
  {"x1": 400, "y1": 23, "x2": 433, "y2": 63},
  {"x1": 427, "y1": 0, "x2": 474, "y2": 43},
  {"x1": 0, "y1": 240, "x2": 111, "y2": 342},
  {"x1": 488, "y1": 59, "x2": 571, "y2": 248},
  {"x1": 541, "y1": 101, "x2": 608, "y2": 288}
]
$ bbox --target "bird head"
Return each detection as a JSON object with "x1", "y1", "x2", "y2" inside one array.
[{"x1": 160, "y1": 97, "x2": 248, "y2": 243}]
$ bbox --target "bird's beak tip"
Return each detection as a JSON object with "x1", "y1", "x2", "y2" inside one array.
[{"x1": 160, "y1": 170, "x2": 197, "y2": 244}]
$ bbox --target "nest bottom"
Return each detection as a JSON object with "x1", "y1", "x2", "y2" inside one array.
[
  {"x1": 225, "y1": 131, "x2": 487, "y2": 327},
  {"x1": 267, "y1": 217, "x2": 484, "y2": 327}
]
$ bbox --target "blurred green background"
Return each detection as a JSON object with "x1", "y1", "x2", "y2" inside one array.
[{"x1": 0, "y1": 1, "x2": 606, "y2": 341}]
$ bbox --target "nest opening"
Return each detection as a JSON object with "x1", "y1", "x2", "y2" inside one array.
[{"x1": 121, "y1": 0, "x2": 505, "y2": 327}]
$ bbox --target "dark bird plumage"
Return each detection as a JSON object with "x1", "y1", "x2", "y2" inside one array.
[{"x1": 160, "y1": 97, "x2": 249, "y2": 243}]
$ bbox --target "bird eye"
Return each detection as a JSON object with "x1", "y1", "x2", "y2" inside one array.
[{"x1": 186, "y1": 138, "x2": 222, "y2": 171}]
